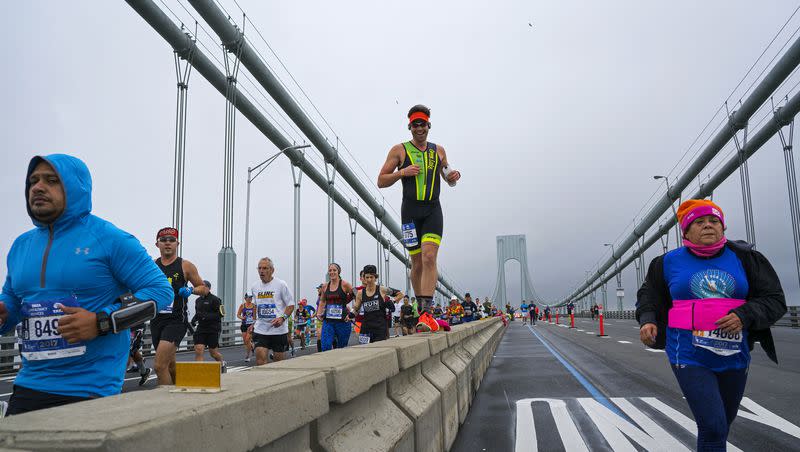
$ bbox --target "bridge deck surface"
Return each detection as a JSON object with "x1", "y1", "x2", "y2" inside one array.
[{"x1": 453, "y1": 318, "x2": 800, "y2": 451}]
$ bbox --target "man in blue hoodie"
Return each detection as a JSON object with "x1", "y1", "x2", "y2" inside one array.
[{"x1": 0, "y1": 154, "x2": 173, "y2": 415}]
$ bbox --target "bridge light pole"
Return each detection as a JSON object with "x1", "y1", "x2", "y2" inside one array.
[
  {"x1": 654, "y1": 175, "x2": 682, "y2": 249},
  {"x1": 605, "y1": 243, "x2": 624, "y2": 312},
  {"x1": 243, "y1": 144, "x2": 311, "y2": 300}
]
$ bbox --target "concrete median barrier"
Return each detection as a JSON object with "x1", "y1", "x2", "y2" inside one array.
[{"x1": 0, "y1": 317, "x2": 505, "y2": 451}]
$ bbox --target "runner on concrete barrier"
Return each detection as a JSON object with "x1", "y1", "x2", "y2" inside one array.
[
  {"x1": 190, "y1": 280, "x2": 225, "y2": 372},
  {"x1": 237, "y1": 293, "x2": 256, "y2": 362},
  {"x1": 378, "y1": 104, "x2": 461, "y2": 332},
  {"x1": 350, "y1": 265, "x2": 403, "y2": 344},
  {"x1": 636, "y1": 199, "x2": 787, "y2": 451},
  {"x1": 152, "y1": 227, "x2": 208, "y2": 385},
  {"x1": 248, "y1": 257, "x2": 294, "y2": 365},
  {"x1": 0, "y1": 155, "x2": 173, "y2": 415},
  {"x1": 317, "y1": 263, "x2": 353, "y2": 351}
]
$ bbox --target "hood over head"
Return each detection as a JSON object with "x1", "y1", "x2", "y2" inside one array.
[{"x1": 26, "y1": 154, "x2": 92, "y2": 228}]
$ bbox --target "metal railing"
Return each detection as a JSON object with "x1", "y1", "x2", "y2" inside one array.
[
  {"x1": 0, "y1": 320, "x2": 319, "y2": 375},
  {"x1": 566, "y1": 306, "x2": 799, "y2": 327}
]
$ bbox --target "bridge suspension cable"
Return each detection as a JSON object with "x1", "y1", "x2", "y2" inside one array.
[
  {"x1": 125, "y1": 0, "x2": 463, "y2": 300},
  {"x1": 557, "y1": 32, "x2": 800, "y2": 306}
]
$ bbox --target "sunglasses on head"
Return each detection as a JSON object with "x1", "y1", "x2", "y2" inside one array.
[{"x1": 158, "y1": 237, "x2": 177, "y2": 243}]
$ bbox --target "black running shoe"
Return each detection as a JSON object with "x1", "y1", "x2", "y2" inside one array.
[
  {"x1": 126, "y1": 365, "x2": 139, "y2": 374},
  {"x1": 138, "y1": 367, "x2": 152, "y2": 386}
]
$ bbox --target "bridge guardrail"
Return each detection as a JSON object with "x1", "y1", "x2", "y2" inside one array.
[
  {"x1": 0, "y1": 317, "x2": 506, "y2": 451},
  {"x1": 0, "y1": 319, "x2": 319, "y2": 375},
  {"x1": 566, "y1": 305, "x2": 799, "y2": 327}
]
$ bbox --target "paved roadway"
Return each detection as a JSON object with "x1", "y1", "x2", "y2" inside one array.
[
  {"x1": 0, "y1": 333, "x2": 362, "y2": 402},
  {"x1": 453, "y1": 317, "x2": 800, "y2": 452}
]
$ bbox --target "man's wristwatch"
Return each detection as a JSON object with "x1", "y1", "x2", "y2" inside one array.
[
  {"x1": 96, "y1": 311, "x2": 111, "y2": 336},
  {"x1": 281, "y1": 313, "x2": 289, "y2": 320}
]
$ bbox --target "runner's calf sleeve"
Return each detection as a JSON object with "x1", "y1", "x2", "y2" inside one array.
[
  {"x1": 110, "y1": 293, "x2": 157, "y2": 333},
  {"x1": 418, "y1": 296, "x2": 434, "y2": 313}
]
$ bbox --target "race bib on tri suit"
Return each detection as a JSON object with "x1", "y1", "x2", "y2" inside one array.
[
  {"x1": 358, "y1": 333, "x2": 371, "y2": 345},
  {"x1": 258, "y1": 303, "x2": 278, "y2": 319},
  {"x1": 326, "y1": 304, "x2": 344, "y2": 319},
  {"x1": 20, "y1": 297, "x2": 86, "y2": 361},
  {"x1": 402, "y1": 222, "x2": 419, "y2": 248},
  {"x1": 691, "y1": 329, "x2": 743, "y2": 356}
]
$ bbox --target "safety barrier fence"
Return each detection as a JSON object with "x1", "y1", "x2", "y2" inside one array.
[
  {"x1": 559, "y1": 305, "x2": 799, "y2": 327},
  {"x1": 0, "y1": 317, "x2": 505, "y2": 452},
  {"x1": 0, "y1": 320, "x2": 319, "y2": 375}
]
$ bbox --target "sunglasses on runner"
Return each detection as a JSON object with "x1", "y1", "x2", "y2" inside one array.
[
  {"x1": 410, "y1": 120, "x2": 428, "y2": 128},
  {"x1": 158, "y1": 237, "x2": 177, "y2": 243}
]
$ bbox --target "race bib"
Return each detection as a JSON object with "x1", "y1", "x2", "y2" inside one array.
[
  {"x1": 451, "y1": 316, "x2": 461, "y2": 325},
  {"x1": 402, "y1": 222, "x2": 419, "y2": 248},
  {"x1": 326, "y1": 304, "x2": 344, "y2": 319},
  {"x1": 258, "y1": 303, "x2": 277, "y2": 319},
  {"x1": 358, "y1": 334, "x2": 371, "y2": 345},
  {"x1": 692, "y1": 329, "x2": 742, "y2": 356},
  {"x1": 20, "y1": 297, "x2": 86, "y2": 361},
  {"x1": 464, "y1": 309, "x2": 472, "y2": 316}
]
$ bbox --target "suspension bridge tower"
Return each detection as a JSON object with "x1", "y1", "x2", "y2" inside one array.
[{"x1": 491, "y1": 235, "x2": 539, "y2": 307}]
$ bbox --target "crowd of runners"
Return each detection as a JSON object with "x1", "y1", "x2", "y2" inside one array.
[{"x1": 0, "y1": 104, "x2": 469, "y2": 416}]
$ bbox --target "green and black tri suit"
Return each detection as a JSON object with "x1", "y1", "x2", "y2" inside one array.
[{"x1": 399, "y1": 141, "x2": 443, "y2": 255}]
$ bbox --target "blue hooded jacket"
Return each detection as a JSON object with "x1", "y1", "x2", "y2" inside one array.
[{"x1": 0, "y1": 154, "x2": 173, "y2": 397}]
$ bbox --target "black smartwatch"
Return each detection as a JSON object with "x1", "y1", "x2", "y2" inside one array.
[{"x1": 96, "y1": 311, "x2": 111, "y2": 336}]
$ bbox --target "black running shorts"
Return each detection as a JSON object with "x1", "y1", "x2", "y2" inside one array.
[
  {"x1": 7, "y1": 385, "x2": 93, "y2": 416},
  {"x1": 150, "y1": 317, "x2": 187, "y2": 348},
  {"x1": 252, "y1": 332, "x2": 290, "y2": 352},
  {"x1": 401, "y1": 200, "x2": 443, "y2": 255},
  {"x1": 193, "y1": 331, "x2": 220, "y2": 349}
]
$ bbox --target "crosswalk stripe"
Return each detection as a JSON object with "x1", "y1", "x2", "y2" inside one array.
[
  {"x1": 645, "y1": 349, "x2": 665, "y2": 353},
  {"x1": 618, "y1": 340, "x2": 632, "y2": 344}
]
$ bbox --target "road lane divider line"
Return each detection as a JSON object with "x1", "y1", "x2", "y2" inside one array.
[{"x1": 525, "y1": 325, "x2": 624, "y2": 417}]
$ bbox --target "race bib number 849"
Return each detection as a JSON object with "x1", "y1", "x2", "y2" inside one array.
[{"x1": 20, "y1": 297, "x2": 86, "y2": 361}]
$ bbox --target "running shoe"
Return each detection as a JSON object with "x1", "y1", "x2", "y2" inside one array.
[
  {"x1": 221, "y1": 361, "x2": 227, "y2": 374},
  {"x1": 138, "y1": 367, "x2": 152, "y2": 387},
  {"x1": 415, "y1": 311, "x2": 440, "y2": 333},
  {"x1": 126, "y1": 365, "x2": 140, "y2": 374},
  {"x1": 244, "y1": 357, "x2": 251, "y2": 363}
]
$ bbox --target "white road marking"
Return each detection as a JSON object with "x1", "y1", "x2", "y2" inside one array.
[
  {"x1": 738, "y1": 397, "x2": 800, "y2": 439},
  {"x1": 645, "y1": 349, "x2": 665, "y2": 353},
  {"x1": 618, "y1": 340, "x2": 632, "y2": 344},
  {"x1": 585, "y1": 332, "x2": 595, "y2": 335},
  {"x1": 611, "y1": 397, "x2": 690, "y2": 451},
  {"x1": 641, "y1": 397, "x2": 743, "y2": 452},
  {"x1": 515, "y1": 398, "x2": 588, "y2": 452},
  {"x1": 577, "y1": 329, "x2": 584, "y2": 332}
]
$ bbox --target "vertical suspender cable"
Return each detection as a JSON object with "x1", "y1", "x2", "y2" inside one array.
[
  {"x1": 172, "y1": 27, "x2": 195, "y2": 256},
  {"x1": 777, "y1": 106, "x2": 800, "y2": 289},
  {"x1": 730, "y1": 108, "x2": 757, "y2": 247}
]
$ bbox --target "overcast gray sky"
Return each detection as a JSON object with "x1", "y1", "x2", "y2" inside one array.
[{"x1": 2, "y1": 1, "x2": 799, "y2": 312}]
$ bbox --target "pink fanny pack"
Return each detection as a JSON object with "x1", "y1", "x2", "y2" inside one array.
[{"x1": 668, "y1": 298, "x2": 746, "y2": 331}]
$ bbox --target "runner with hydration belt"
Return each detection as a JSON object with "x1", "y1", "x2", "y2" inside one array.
[{"x1": 637, "y1": 199, "x2": 787, "y2": 451}]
